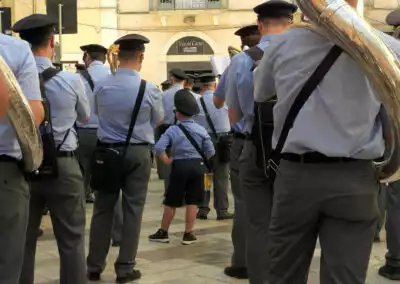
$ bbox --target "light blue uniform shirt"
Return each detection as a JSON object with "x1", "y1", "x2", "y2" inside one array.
[
  {"x1": 0, "y1": 35, "x2": 41, "y2": 159},
  {"x1": 155, "y1": 119, "x2": 215, "y2": 160},
  {"x1": 195, "y1": 90, "x2": 231, "y2": 134},
  {"x1": 96, "y1": 68, "x2": 164, "y2": 144},
  {"x1": 162, "y1": 83, "x2": 184, "y2": 124},
  {"x1": 76, "y1": 60, "x2": 110, "y2": 128},
  {"x1": 36, "y1": 56, "x2": 90, "y2": 151},
  {"x1": 254, "y1": 28, "x2": 400, "y2": 159},
  {"x1": 225, "y1": 35, "x2": 271, "y2": 134},
  {"x1": 214, "y1": 69, "x2": 244, "y2": 133}
]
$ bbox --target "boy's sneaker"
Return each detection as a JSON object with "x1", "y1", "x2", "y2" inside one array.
[
  {"x1": 182, "y1": 232, "x2": 197, "y2": 245},
  {"x1": 149, "y1": 229, "x2": 169, "y2": 243}
]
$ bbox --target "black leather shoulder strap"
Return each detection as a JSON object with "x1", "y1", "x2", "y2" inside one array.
[
  {"x1": 80, "y1": 70, "x2": 95, "y2": 91},
  {"x1": 200, "y1": 97, "x2": 217, "y2": 136}
]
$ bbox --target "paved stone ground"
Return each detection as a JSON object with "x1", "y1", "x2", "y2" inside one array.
[{"x1": 34, "y1": 170, "x2": 392, "y2": 284}]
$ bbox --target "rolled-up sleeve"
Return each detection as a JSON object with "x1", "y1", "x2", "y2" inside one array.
[
  {"x1": 155, "y1": 128, "x2": 172, "y2": 154},
  {"x1": 202, "y1": 133, "x2": 215, "y2": 158},
  {"x1": 74, "y1": 76, "x2": 90, "y2": 122},
  {"x1": 17, "y1": 42, "x2": 41, "y2": 101},
  {"x1": 150, "y1": 84, "x2": 164, "y2": 126}
]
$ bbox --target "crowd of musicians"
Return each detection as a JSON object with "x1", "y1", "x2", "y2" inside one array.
[{"x1": 2, "y1": 0, "x2": 400, "y2": 283}]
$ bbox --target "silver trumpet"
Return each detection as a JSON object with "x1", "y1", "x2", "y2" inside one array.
[
  {"x1": 2, "y1": 54, "x2": 43, "y2": 172},
  {"x1": 297, "y1": 0, "x2": 400, "y2": 182}
]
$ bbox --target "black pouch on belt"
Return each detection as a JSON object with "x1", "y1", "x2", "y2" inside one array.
[{"x1": 90, "y1": 80, "x2": 147, "y2": 194}]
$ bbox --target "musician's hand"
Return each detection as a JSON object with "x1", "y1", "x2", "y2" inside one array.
[{"x1": 159, "y1": 153, "x2": 173, "y2": 165}]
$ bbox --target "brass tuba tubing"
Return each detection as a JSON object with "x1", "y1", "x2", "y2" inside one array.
[{"x1": 107, "y1": 44, "x2": 120, "y2": 74}]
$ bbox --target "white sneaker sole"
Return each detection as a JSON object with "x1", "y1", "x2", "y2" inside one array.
[
  {"x1": 149, "y1": 238, "x2": 170, "y2": 243},
  {"x1": 182, "y1": 240, "x2": 197, "y2": 245}
]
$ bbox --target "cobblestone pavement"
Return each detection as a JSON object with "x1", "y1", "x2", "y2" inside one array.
[{"x1": 34, "y1": 170, "x2": 391, "y2": 284}]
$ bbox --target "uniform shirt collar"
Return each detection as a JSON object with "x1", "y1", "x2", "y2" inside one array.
[
  {"x1": 89, "y1": 60, "x2": 104, "y2": 68},
  {"x1": 115, "y1": 68, "x2": 139, "y2": 76},
  {"x1": 202, "y1": 90, "x2": 214, "y2": 96},
  {"x1": 178, "y1": 118, "x2": 195, "y2": 123},
  {"x1": 260, "y1": 34, "x2": 271, "y2": 43},
  {"x1": 34, "y1": 56, "x2": 53, "y2": 68}
]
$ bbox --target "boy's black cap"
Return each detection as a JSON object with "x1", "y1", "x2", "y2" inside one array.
[
  {"x1": 12, "y1": 14, "x2": 57, "y2": 33},
  {"x1": 80, "y1": 44, "x2": 107, "y2": 55},
  {"x1": 198, "y1": 73, "x2": 217, "y2": 84},
  {"x1": 254, "y1": 0, "x2": 298, "y2": 20},
  {"x1": 170, "y1": 69, "x2": 188, "y2": 80},
  {"x1": 174, "y1": 89, "x2": 200, "y2": 117},
  {"x1": 114, "y1": 34, "x2": 150, "y2": 51},
  {"x1": 234, "y1": 24, "x2": 259, "y2": 38}
]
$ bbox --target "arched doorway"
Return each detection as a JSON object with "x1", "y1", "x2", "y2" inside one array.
[{"x1": 166, "y1": 36, "x2": 214, "y2": 76}]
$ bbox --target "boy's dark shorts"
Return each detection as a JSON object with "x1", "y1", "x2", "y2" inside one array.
[{"x1": 164, "y1": 159, "x2": 206, "y2": 208}]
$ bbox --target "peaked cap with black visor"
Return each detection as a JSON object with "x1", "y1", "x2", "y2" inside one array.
[
  {"x1": 254, "y1": 0, "x2": 298, "y2": 21},
  {"x1": 12, "y1": 14, "x2": 57, "y2": 46},
  {"x1": 114, "y1": 34, "x2": 150, "y2": 52}
]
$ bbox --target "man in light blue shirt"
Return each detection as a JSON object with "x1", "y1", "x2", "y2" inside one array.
[
  {"x1": 213, "y1": 24, "x2": 260, "y2": 280},
  {"x1": 77, "y1": 44, "x2": 110, "y2": 203},
  {"x1": 0, "y1": 34, "x2": 43, "y2": 284},
  {"x1": 195, "y1": 73, "x2": 233, "y2": 220},
  {"x1": 214, "y1": 2, "x2": 297, "y2": 283},
  {"x1": 87, "y1": 33, "x2": 164, "y2": 283},
  {"x1": 253, "y1": 0, "x2": 400, "y2": 282},
  {"x1": 13, "y1": 13, "x2": 90, "y2": 284}
]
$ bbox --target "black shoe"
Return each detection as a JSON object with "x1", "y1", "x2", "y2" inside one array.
[
  {"x1": 378, "y1": 264, "x2": 400, "y2": 280},
  {"x1": 374, "y1": 236, "x2": 381, "y2": 243},
  {"x1": 217, "y1": 212, "x2": 234, "y2": 220},
  {"x1": 87, "y1": 272, "x2": 101, "y2": 281},
  {"x1": 149, "y1": 229, "x2": 169, "y2": 243},
  {"x1": 86, "y1": 193, "x2": 95, "y2": 204},
  {"x1": 196, "y1": 213, "x2": 208, "y2": 220},
  {"x1": 224, "y1": 266, "x2": 248, "y2": 279},
  {"x1": 116, "y1": 270, "x2": 141, "y2": 283},
  {"x1": 112, "y1": 241, "x2": 121, "y2": 247},
  {"x1": 37, "y1": 229, "x2": 44, "y2": 238},
  {"x1": 182, "y1": 232, "x2": 197, "y2": 245}
]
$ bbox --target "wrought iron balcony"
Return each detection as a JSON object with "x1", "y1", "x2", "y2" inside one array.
[{"x1": 157, "y1": 0, "x2": 221, "y2": 10}]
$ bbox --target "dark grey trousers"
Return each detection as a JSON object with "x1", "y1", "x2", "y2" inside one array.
[
  {"x1": 20, "y1": 157, "x2": 86, "y2": 284},
  {"x1": 198, "y1": 142, "x2": 230, "y2": 216},
  {"x1": 87, "y1": 145, "x2": 151, "y2": 277},
  {"x1": 230, "y1": 137, "x2": 246, "y2": 268},
  {"x1": 76, "y1": 128, "x2": 97, "y2": 196},
  {"x1": 239, "y1": 141, "x2": 271, "y2": 284},
  {"x1": 385, "y1": 180, "x2": 400, "y2": 267},
  {"x1": 154, "y1": 127, "x2": 171, "y2": 181},
  {"x1": 268, "y1": 160, "x2": 379, "y2": 284},
  {"x1": 376, "y1": 183, "x2": 387, "y2": 238},
  {"x1": 112, "y1": 196, "x2": 123, "y2": 244},
  {"x1": 0, "y1": 162, "x2": 29, "y2": 284}
]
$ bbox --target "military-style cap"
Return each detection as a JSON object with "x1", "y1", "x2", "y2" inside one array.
[
  {"x1": 12, "y1": 14, "x2": 56, "y2": 33},
  {"x1": 80, "y1": 44, "x2": 107, "y2": 54},
  {"x1": 254, "y1": 0, "x2": 298, "y2": 20},
  {"x1": 234, "y1": 25, "x2": 259, "y2": 38},
  {"x1": 174, "y1": 89, "x2": 200, "y2": 117},
  {"x1": 114, "y1": 34, "x2": 150, "y2": 51},
  {"x1": 170, "y1": 69, "x2": 188, "y2": 80},
  {"x1": 198, "y1": 73, "x2": 217, "y2": 84},
  {"x1": 387, "y1": 9, "x2": 400, "y2": 26}
]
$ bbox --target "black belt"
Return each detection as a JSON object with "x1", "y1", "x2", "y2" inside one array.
[
  {"x1": 233, "y1": 132, "x2": 246, "y2": 140},
  {"x1": 281, "y1": 152, "x2": 358, "y2": 164},
  {"x1": 97, "y1": 141, "x2": 150, "y2": 148},
  {"x1": 58, "y1": 151, "x2": 75, "y2": 158},
  {"x1": 0, "y1": 155, "x2": 19, "y2": 163}
]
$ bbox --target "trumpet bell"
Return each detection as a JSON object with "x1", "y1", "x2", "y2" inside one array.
[{"x1": 107, "y1": 44, "x2": 120, "y2": 74}]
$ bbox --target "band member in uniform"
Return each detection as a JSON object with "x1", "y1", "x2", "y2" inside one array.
[
  {"x1": 149, "y1": 89, "x2": 215, "y2": 245},
  {"x1": 158, "y1": 68, "x2": 187, "y2": 189},
  {"x1": 86, "y1": 34, "x2": 163, "y2": 283},
  {"x1": 214, "y1": 2, "x2": 297, "y2": 283},
  {"x1": 78, "y1": 43, "x2": 123, "y2": 246},
  {"x1": 214, "y1": 24, "x2": 260, "y2": 280},
  {"x1": 254, "y1": 0, "x2": 400, "y2": 282},
  {"x1": 185, "y1": 74, "x2": 200, "y2": 99},
  {"x1": 195, "y1": 73, "x2": 233, "y2": 220},
  {"x1": 78, "y1": 43, "x2": 109, "y2": 203},
  {"x1": 0, "y1": 28, "x2": 43, "y2": 284},
  {"x1": 13, "y1": 14, "x2": 90, "y2": 284}
]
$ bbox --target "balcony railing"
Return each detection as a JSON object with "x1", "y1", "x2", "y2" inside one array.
[{"x1": 157, "y1": 0, "x2": 221, "y2": 10}]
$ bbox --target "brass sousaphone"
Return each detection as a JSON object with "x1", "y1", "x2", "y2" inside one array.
[{"x1": 107, "y1": 43, "x2": 120, "y2": 74}]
